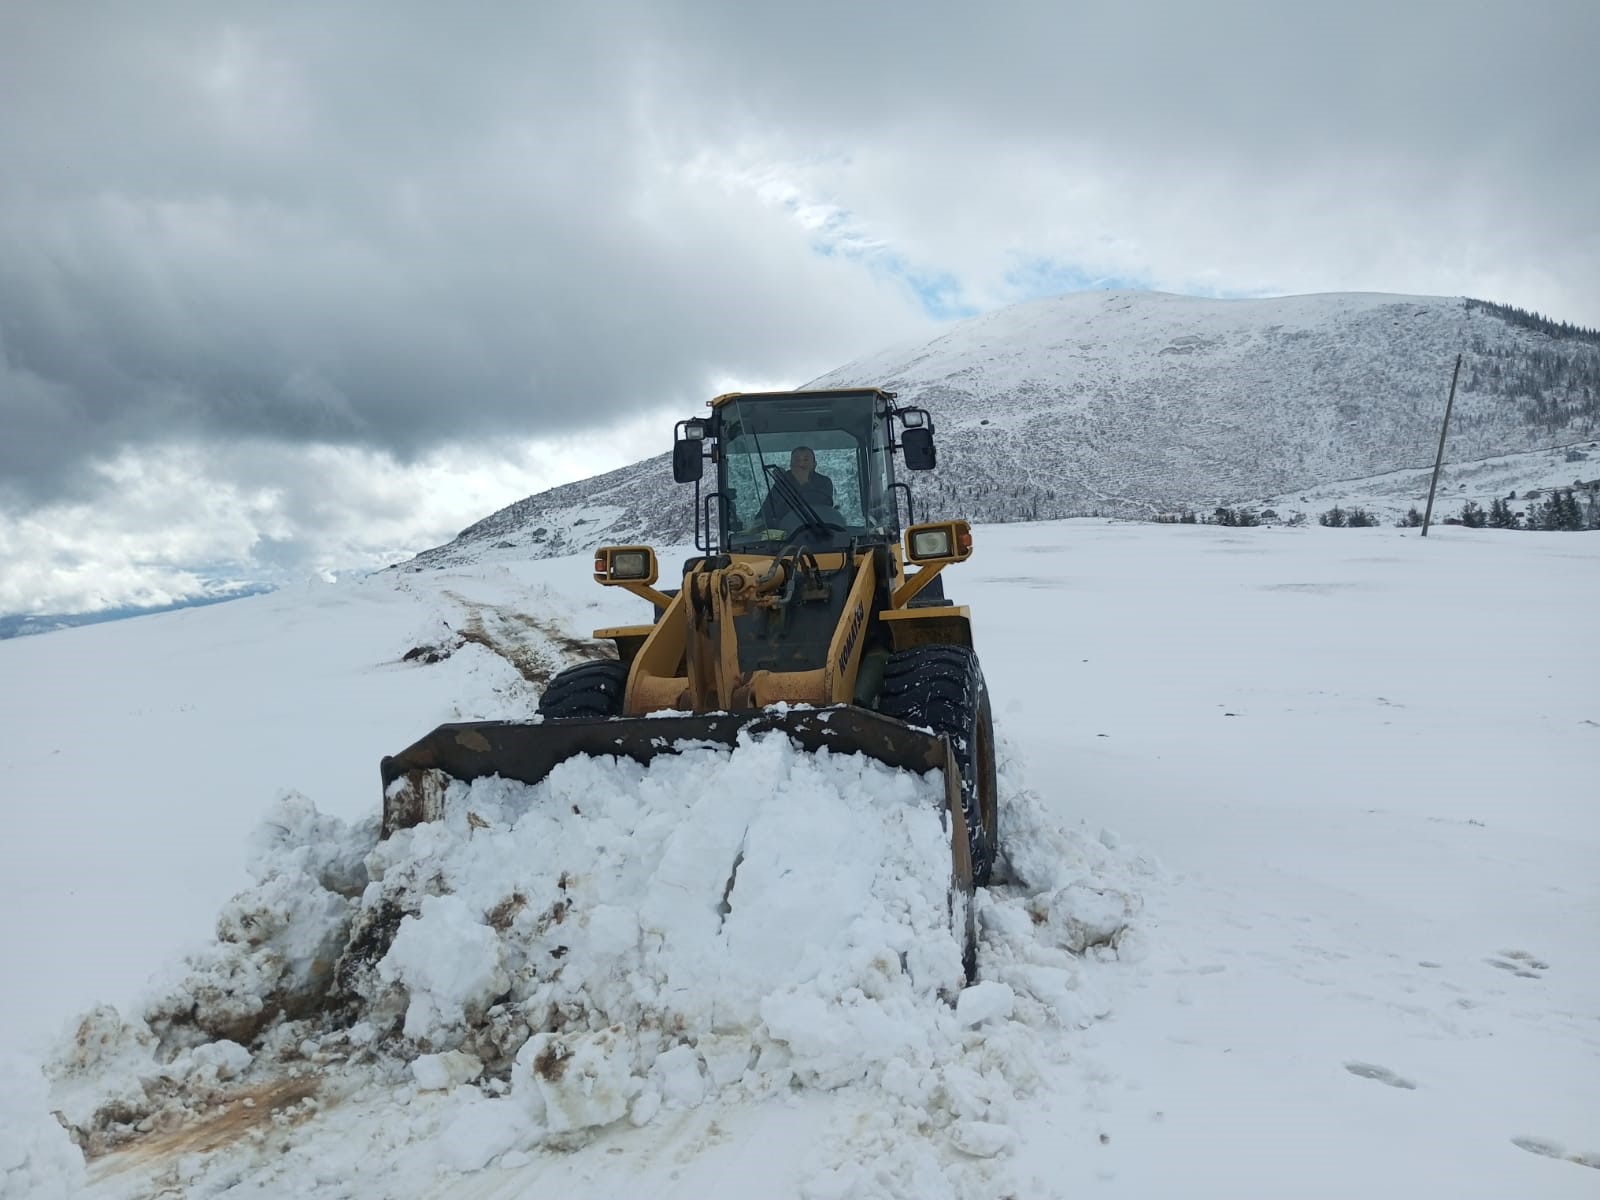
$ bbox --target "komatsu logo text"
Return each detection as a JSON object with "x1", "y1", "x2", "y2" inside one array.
[{"x1": 837, "y1": 602, "x2": 866, "y2": 674}]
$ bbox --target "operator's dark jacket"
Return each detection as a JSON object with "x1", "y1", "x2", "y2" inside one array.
[{"x1": 758, "y1": 470, "x2": 834, "y2": 527}]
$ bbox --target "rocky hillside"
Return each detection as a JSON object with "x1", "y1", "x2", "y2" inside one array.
[{"x1": 412, "y1": 290, "x2": 1600, "y2": 565}]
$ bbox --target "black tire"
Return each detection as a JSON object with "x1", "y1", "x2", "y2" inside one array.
[
  {"x1": 876, "y1": 645, "x2": 999, "y2": 886},
  {"x1": 537, "y1": 660, "x2": 630, "y2": 719}
]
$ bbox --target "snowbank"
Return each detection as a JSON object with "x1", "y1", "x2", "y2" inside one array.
[
  {"x1": 33, "y1": 732, "x2": 1147, "y2": 1199},
  {"x1": 0, "y1": 1053, "x2": 85, "y2": 1200}
]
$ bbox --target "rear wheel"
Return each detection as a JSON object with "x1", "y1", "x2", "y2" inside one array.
[
  {"x1": 876, "y1": 645, "x2": 999, "y2": 886},
  {"x1": 537, "y1": 660, "x2": 629, "y2": 719}
]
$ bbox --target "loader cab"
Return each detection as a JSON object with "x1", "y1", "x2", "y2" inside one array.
[{"x1": 674, "y1": 388, "x2": 935, "y2": 555}]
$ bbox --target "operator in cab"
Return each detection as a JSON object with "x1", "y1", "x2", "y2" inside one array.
[{"x1": 757, "y1": 445, "x2": 835, "y2": 527}]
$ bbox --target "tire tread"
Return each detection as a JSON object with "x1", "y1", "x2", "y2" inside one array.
[
  {"x1": 875, "y1": 644, "x2": 997, "y2": 884},
  {"x1": 537, "y1": 660, "x2": 630, "y2": 719}
]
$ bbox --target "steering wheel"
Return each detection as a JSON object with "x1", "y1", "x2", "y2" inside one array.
[{"x1": 777, "y1": 506, "x2": 848, "y2": 536}]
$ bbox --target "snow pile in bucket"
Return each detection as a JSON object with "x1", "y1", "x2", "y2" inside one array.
[{"x1": 34, "y1": 731, "x2": 1152, "y2": 1200}]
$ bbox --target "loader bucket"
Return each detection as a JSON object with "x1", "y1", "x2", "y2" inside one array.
[{"x1": 380, "y1": 707, "x2": 977, "y2": 976}]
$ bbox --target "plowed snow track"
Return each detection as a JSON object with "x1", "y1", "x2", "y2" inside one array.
[{"x1": 444, "y1": 590, "x2": 613, "y2": 686}]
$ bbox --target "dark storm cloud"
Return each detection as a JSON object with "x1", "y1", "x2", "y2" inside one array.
[
  {"x1": 2, "y1": 0, "x2": 1595, "y2": 513},
  {"x1": 0, "y1": 3, "x2": 930, "y2": 505}
]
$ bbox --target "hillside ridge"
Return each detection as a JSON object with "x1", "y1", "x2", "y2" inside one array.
[{"x1": 413, "y1": 290, "x2": 1600, "y2": 566}]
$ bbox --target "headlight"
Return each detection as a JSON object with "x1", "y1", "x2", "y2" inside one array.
[
  {"x1": 594, "y1": 545, "x2": 659, "y2": 588},
  {"x1": 609, "y1": 550, "x2": 650, "y2": 579},
  {"x1": 910, "y1": 528, "x2": 953, "y2": 559}
]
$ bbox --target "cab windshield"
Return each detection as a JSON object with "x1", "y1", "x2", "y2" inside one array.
[{"x1": 717, "y1": 392, "x2": 895, "y2": 553}]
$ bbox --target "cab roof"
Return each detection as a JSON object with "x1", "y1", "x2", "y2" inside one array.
[{"x1": 708, "y1": 387, "x2": 896, "y2": 409}]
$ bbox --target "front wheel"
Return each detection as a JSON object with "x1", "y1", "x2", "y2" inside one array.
[
  {"x1": 875, "y1": 645, "x2": 999, "y2": 886},
  {"x1": 537, "y1": 660, "x2": 629, "y2": 719}
]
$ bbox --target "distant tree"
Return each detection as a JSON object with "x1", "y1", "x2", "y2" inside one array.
[
  {"x1": 1564, "y1": 489, "x2": 1586, "y2": 530},
  {"x1": 1209, "y1": 506, "x2": 1262, "y2": 527},
  {"x1": 1464, "y1": 297, "x2": 1600, "y2": 343},
  {"x1": 1542, "y1": 493, "x2": 1563, "y2": 529},
  {"x1": 1180, "y1": 511, "x2": 1198, "y2": 524},
  {"x1": 1459, "y1": 501, "x2": 1487, "y2": 528},
  {"x1": 1488, "y1": 498, "x2": 1518, "y2": 528},
  {"x1": 1531, "y1": 490, "x2": 1571, "y2": 530},
  {"x1": 1346, "y1": 507, "x2": 1378, "y2": 527},
  {"x1": 1319, "y1": 505, "x2": 1347, "y2": 528},
  {"x1": 1398, "y1": 507, "x2": 1424, "y2": 527}
]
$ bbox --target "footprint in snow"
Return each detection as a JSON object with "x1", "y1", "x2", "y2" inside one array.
[
  {"x1": 1487, "y1": 949, "x2": 1548, "y2": 978},
  {"x1": 1501, "y1": 949, "x2": 1549, "y2": 968},
  {"x1": 1512, "y1": 1136, "x2": 1600, "y2": 1170},
  {"x1": 1343, "y1": 1062, "x2": 1417, "y2": 1090}
]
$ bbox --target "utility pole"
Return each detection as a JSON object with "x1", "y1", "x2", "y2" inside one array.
[{"x1": 1420, "y1": 353, "x2": 1463, "y2": 537}]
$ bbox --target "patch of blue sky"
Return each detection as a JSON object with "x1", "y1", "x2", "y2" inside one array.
[
  {"x1": 800, "y1": 204, "x2": 978, "y2": 321},
  {"x1": 1002, "y1": 257, "x2": 1152, "y2": 301},
  {"x1": 1002, "y1": 257, "x2": 1271, "y2": 304},
  {"x1": 810, "y1": 243, "x2": 977, "y2": 320},
  {"x1": 894, "y1": 263, "x2": 977, "y2": 320}
]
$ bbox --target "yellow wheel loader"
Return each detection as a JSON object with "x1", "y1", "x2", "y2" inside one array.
[{"x1": 381, "y1": 388, "x2": 998, "y2": 976}]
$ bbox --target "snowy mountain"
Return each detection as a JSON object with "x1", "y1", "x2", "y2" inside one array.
[
  {"x1": 3, "y1": 520, "x2": 1597, "y2": 1198},
  {"x1": 414, "y1": 291, "x2": 1600, "y2": 567}
]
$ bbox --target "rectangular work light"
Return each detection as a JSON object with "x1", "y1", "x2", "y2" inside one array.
[
  {"x1": 594, "y1": 546, "x2": 658, "y2": 585},
  {"x1": 905, "y1": 521, "x2": 973, "y2": 564},
  {"x1": 910, "y1": 528, "x2": 952, "y2": 558}
]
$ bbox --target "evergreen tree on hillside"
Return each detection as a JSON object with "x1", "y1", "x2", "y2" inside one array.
[
  {"x1": 1560, "y1": 489, "x2": 1585, "y2": 530},
  {"x1": 1532, "y1": 494, "x2": 1553, "y2": 530},
  {"x1": 1459, "y1": 501, "x2": 1487, "y2": 528},
  {"x1": 1543, "y1": 492, "x2": 1564, "y2": 530},
  {"x1": 1488, "y1": 498, "x2": 1518, "y2": 528},
  {"x1": 1464, "y1": 298, "x2": 1600, "y2": 343},
  {"x1": 1347, "y1": 508, "x2": 1378, "y2": 527},
  {"x1": 1319, "y1": 506, "x2": 1347, "y2": 527},
  {"x1": 1532, "y1": 490, "x2": 1583, "y2": 530}
]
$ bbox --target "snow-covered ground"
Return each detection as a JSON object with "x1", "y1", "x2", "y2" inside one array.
[
  {"x1": 1264, "y1": 441, "x2": 1600, "y2": 527},
  {"x1": 2, "y1": 520, "x2": 1596, "y2": 1198}
]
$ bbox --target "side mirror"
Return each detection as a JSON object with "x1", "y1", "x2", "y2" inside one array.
[
  {"x1": 672, "y1": 437, "x2": 703, "y2": 483},
  {"x1": 901, "y1": 427, "x2": 936, "y2": 471}
]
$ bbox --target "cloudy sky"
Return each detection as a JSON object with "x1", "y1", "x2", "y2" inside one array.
[{"x1": 2, "y1": 1, "x2": 1596, "y2": 615}]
